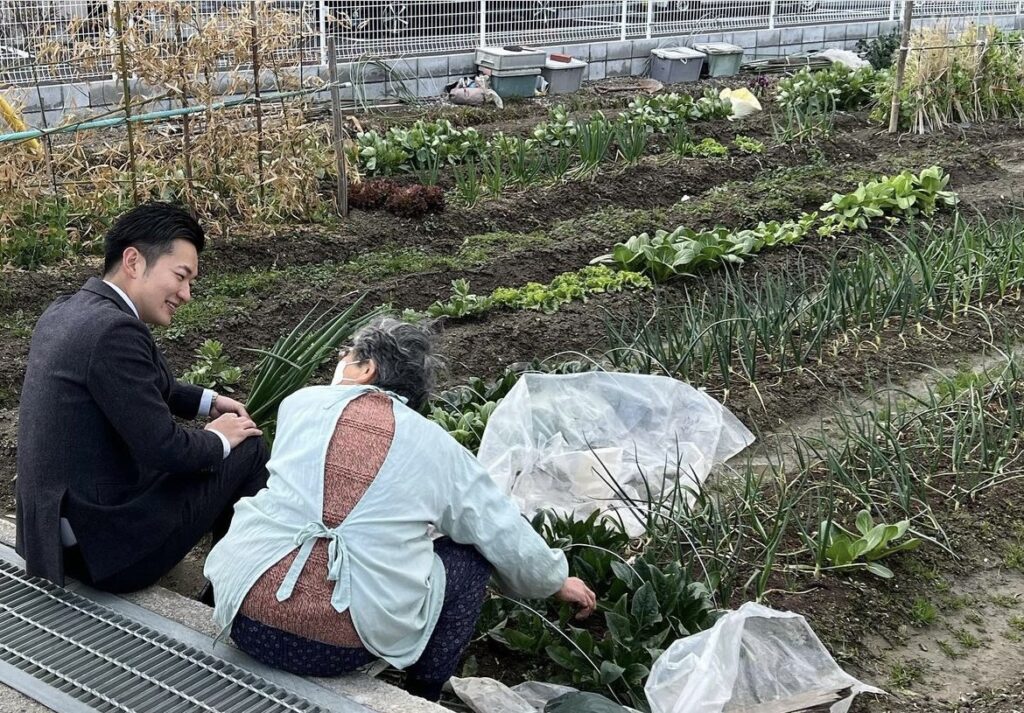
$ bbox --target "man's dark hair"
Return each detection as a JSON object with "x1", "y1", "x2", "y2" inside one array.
[{"x1": 103, "y1": 202, "x2": 205, "y2": 275}]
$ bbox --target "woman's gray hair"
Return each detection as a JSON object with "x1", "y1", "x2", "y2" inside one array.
[{"x1": 350, "y1": 317, "x2": 438, "y2": 410}]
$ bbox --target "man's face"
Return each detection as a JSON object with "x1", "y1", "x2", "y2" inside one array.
[{"x1": 133, "y1": 239, "x2": 199, "y2": 327}]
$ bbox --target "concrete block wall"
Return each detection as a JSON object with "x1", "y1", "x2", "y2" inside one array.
[{"x1": 4, "y1": 12, "x2": 1023, "y2": 129}]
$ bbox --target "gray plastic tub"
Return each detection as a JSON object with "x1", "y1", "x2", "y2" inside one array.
[
  {"x1": 487, "y1": 67, "x2": 541, "y2": 99},
  {"x1": 693, "y1": 42, "x2": 744, "y2": 77},
  {"x1": 540, "y1": 57, "x2": 588, "y2": 95},
  {"x1": 649, "y1": 47, "x2": 705, "y2": 84},
  {"x1": 475, "y1": 46, "x2": 546, "y2": 71}
]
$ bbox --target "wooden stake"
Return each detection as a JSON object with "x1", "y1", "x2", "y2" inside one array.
[
  {"x1": 250, "y1": 0, "x2": 266, "y2": 203},
  {"x1": 327, "y1": 37, "x2": 349, "y2": 218},
  {"x1": 888, "y1": 0, "x2": 915, "y2": 134},
  {"x1": 113, "y1": 0, "x2": 139, "y2": 203},
  {"x1": 172, "y1": 6, "x2": 194, "y2": 196},
  {"x1": 30, "y1": 62, "x2": 60, "y2": 197}
]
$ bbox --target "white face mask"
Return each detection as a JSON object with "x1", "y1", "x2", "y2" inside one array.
[{"x1": 331, "y1": 359, "x2": 351, "y2": 386}]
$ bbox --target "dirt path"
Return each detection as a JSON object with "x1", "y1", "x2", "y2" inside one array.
[{"x1": 724, "y1": 345, "x2": 1024, "y2": 711}]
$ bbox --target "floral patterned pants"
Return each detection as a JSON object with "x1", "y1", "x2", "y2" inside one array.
[{"x1": 231, "y1": 537, "x2": 493, "y2": 701}]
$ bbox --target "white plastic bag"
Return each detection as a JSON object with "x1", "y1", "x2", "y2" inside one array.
[
  {"x1": 813, "y1": 49, "x2": 870, "y2": 69},
  {"x1": 449, "y1": 677, "x2": 578, "y2": 713},
  {"x1": 645, "y1": 603, "x2": 884, "y2": 713},
  {"x1": 449, "y1": 678, "x2": 641, "y2": 713},
  {"x1": 477, "y1": 373, "x2": 754, "y2": 534},
  {"x1": 719, "y1": 87, "x2": 762, "y2": 119}
]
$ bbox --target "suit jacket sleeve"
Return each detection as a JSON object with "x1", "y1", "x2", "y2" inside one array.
[
  {"x1": 165, "y1": 358, "x2": 205, "y2": 419},
  {"x1": 87, "y1": 319, "x2": 224, "y2": 474}
]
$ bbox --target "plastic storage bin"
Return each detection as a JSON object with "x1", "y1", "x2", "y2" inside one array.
[
  {"x1": 693, "y1": 42, "x2": 744, "y2": 77},
  {"x1": 487, "y1": 67, "x2": 541, "y2": 99},
  {"x1": 649, "y1": 47, "x2": 705, "y2": 84},
  {"x1": 475, "y1": 46, "x2": 546, "y2": 71},
  {"x1": 540, "y1": 57, "x2": 588, "y2": 95}
]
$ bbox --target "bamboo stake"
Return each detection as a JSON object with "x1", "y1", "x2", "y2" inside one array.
[
  {"x1": 113, "y1": 0, "x2": 139, "y2": 203},
  {"x1": 172, "y1": 5, "x2": 194, "y2": 195},
  {"x1": 30, "y1": 61, "x2": 60, "y2": 197},
  {"x1": 327, "y1": 37, "x2": 348, "y2": 218},
  {"x1": 888, "y1": 0, "x2": 915, "y2": 134},
  {"x1": 250, "y1": 0, "x2": 266, "y2": 203},
  {"x1": 114, "y1": 0, "x2": 140, "y2": 201}
]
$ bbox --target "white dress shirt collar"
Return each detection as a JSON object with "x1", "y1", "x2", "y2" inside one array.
[{"x1": 102, "y1": 280, "x2": 140, "y2": 320}]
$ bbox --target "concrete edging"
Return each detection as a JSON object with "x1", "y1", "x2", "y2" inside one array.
[{"x1": 0, "y1": 518, "x2": 446, "y2": 713}]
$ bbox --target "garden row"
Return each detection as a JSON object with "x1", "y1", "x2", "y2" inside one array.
[
  {"x1": 174, "y1": 207, "x2": 1024, "y2": 708},
  {"x1": 4, "y1": 24, "x2": 1021, "y2": 271}
]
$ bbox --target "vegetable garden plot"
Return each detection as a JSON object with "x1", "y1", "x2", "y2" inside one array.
[{"x1": 4, "y1": 58, "x2": 1024, "y2": 710}]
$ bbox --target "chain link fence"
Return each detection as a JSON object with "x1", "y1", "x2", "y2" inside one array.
[{"x1": 1, "y1": 0, "x2": 1020, "y2": 87}]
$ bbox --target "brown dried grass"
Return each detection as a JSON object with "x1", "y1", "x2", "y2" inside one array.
[{"x1": 2, "y1": 0, "x2": 342, "y2": 263}]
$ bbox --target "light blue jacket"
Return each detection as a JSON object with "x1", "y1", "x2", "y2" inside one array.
[{"x1": 205, "y1": 384, "x2": 568, "y2": 668}]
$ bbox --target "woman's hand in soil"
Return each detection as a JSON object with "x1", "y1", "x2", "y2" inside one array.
[{"x1": 555, "y1": 576, "x2": 597, "y2": 619}]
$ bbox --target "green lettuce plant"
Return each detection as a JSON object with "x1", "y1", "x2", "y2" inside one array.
[
  {"x1": 675, "y1": 137, "x2": 729, "y2": 158},
  {"x1": 818, "y1": 166, "x2": 957, "y2": 236},
  {"x1": 532, "y1": 106, "x2": 579, "y2": 149},
  {"x1": 423, "y1": 267, "x2": 652, "y2": 319},
  {"x1": 819, "y1": 509, "x2": 921, "y2": 578},
  {"x1": 733, "y1": 135, "x2": 765, "y2": 154},
  {"x1": 594, "y1": 213, "x2": 817, "y2": 282}
]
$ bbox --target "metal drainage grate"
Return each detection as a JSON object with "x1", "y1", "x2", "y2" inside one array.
[{"x1": 0, "y1": 559, "x2": 336, "y2": 713}]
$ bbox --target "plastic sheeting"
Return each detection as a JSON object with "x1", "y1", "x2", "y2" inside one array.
[
  {"x1": 814, "y1": 49, "x2": 871, "y2": 70},
  {"x1": 449, "y1": 678, "x2": 639, "y2": 713},
  {"x1": 449, "y1": 677, "x2": 579, "y2": 713},
  {"x1": 645, "y1": 603, "x2": 884, "y2": 713},
  {"x1": 719, "y1": 88, "x2": 763, "y2": 119},
  {"x1": 477, "y1": 373, "x2": 754, "y2": 535}
]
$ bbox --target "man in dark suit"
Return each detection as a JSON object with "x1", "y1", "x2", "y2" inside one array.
[{"x1": 16, "y1": 202, "x2": 269, "y2": 594}]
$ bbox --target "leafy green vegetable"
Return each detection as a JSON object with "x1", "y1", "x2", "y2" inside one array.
[
  {"x1": 594, "y1": 213, "x2": 817, "y2": 282},
  {"x1": 818, "y1": 166, "x2": 958, "y2": 236},
  {"x1": 820, "y1": 509, "x2": 922, "y2": 578},
  {"x1": 733, "y1": 135, "x2": 765, "y2": 154},
  {"x1": 180, "y1": 339, "x2": 242, "y2": 393},
  {"x1": 422, "y1": 267, "x2": 652, "y2": 319}
]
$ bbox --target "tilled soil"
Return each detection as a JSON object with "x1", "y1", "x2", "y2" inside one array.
[
  {"x1": 1, "y1": 110, "x2": 1020, "y2": 512},
  {"x1": 2, "y1": 95, "x2": 1024, "y2": 705}
]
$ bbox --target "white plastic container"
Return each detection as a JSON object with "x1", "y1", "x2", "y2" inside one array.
[
  {"x1": 540, "y1": 57, "x2": 588, "y2": 95},
  {"x1": 649, "y1": 47, "x2": 706, "y2": 84},
  {"x1": 475, "y1": 46, "x2": 546, "y2": 72}
]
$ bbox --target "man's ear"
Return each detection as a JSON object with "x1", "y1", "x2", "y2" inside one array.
[{"x1": 121, "y1": 246, "x2": 144, "y2": 279}]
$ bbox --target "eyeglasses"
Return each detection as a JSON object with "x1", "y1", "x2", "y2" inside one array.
[{"x1": 338, "y1": 346, "x2": 367, "y2": 364}]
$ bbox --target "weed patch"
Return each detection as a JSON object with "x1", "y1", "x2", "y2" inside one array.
[
  {"x1": 888, "y1": 659, "x2": 925, "y2": 688},
  {"x1": 910, "y1": 597, "x2": 938, "y2": 626}
]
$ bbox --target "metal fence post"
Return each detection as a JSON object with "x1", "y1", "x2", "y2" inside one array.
[
  {"x1": 620, "y1": 0, "x2": 628, "y2": 40},
  {"x1": 769, "y1": 0, "x2": 776, "y2": 29},
  {"x1": 646, "y1": 0, "x2": 653, "y2": 39},
  {"x1": 480, "y1": 0, "x2": 487, "y2": 48},
  {"x1": 318, "y1": 0, "x2": 327, "y2": 66},
  {"x1": 889, "y1": 0, "x2": 897, "y2": 22}
]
